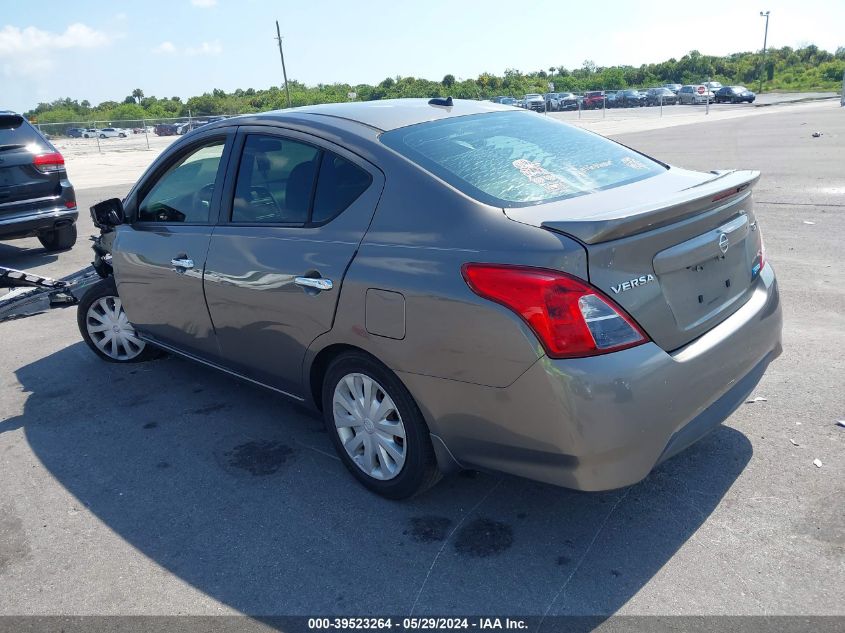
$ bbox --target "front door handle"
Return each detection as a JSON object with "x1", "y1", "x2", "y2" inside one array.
[
  {"x1": 294, "y1": 276, "x2": 333, "y2": 291},
  {"x1": 171, "y1": 257, "x2": 194, "y2": 270}
]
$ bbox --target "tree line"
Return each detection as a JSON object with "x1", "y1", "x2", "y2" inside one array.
[{"x1": 25, "y1": 45, "x2": 845, "y2": 124}]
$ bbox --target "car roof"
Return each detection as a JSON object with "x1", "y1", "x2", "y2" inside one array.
[{"x1": 233, "y1": 98, "x2": 515, "y2": 132}]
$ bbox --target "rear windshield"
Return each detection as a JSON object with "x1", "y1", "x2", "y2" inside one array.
[
  {"x1": 0, "y1": 114, "x2": 43, "y2": 148},
  {"x1": 380, "y1": 111, "x2": 664, "y2": 207}
]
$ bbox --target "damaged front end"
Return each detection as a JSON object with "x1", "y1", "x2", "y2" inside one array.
[{"x1": 0, "y1": 198, "x2": 119, "y2": 322}]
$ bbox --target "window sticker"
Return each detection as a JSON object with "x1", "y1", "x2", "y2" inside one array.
[
  {"x1": 621, "y1": 156, "x2": 649, "y2": 170},
  {"x1": 512, "y1": 159, "x2": 574, "y2": 194}
]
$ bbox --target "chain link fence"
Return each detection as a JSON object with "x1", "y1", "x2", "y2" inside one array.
[{"x1": 33, "y1": 115, "x2": 237, "y2": 156}]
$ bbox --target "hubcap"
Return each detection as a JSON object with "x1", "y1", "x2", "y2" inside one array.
[
  {"x1": 85, "y1": 296, "x2": 145, "y2": 361},
  {"x1": 332, "y1": 373, "x2": 407, "y2": 481}
]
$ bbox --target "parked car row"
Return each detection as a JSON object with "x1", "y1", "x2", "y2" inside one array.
[
  {"x1": 581, "y1": 83, "x2": 756, "y2": 109},
  {"x1": 494, "y1": 83, "x2": 755, "y2": 112}
]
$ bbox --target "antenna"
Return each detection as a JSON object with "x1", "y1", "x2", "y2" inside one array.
[{"x1": 275, "y1": 20, "x2": 292, "y2": 109}]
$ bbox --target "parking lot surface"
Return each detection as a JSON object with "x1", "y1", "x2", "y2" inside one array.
[{"x1": 1, "y1": 103, "x2": 842, "y2": 618}]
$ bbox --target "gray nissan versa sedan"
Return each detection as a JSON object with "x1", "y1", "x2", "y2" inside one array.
[{"x1": 77, "y1": 98, "x2": 782, "y2": 499}]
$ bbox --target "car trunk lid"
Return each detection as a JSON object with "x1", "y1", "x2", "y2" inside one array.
[{"x1": 504, "y1": 168, "x2": 765, "y2": 351}]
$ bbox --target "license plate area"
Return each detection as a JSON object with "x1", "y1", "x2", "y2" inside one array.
[{"x1": 654, "y1": 214, "x2": 753, "y2": 331}]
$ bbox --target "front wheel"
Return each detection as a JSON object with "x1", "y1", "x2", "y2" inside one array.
[
  {"x1": 322, "y1": 352, "x2": 441, "y2": 499},
  {"x1": 77, "y1": 277, "x2": 162, "y2": 363}
]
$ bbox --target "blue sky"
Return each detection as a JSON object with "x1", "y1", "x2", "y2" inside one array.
[{"x1": 1, "y1": 0, "x2": 842, "y2": 112}]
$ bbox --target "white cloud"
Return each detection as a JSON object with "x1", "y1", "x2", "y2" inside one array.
[
  {"x1": 153, "y1": 41, "x2": 177, "y2": 54},
  {"x1": 190, "y1": 0, "x2": 217, "y2": 8},
  {"x1": 186, "y1": 40, "x2": 222, "y2": 56},
  {"x1": 0, "y1": 23, "x2": 112, "y2": 77}
]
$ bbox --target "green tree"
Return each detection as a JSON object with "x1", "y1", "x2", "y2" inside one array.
[{"x1": 131, "y1": 88, "x2": 144, "y2": 104}]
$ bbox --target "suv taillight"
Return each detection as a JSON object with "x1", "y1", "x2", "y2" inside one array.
[
  {"x1": 462, "y1": 264, "x2": 648, "y2": 358},
  {"x1": 32, "y1": 151, "x2": 65, "y2": 174}
]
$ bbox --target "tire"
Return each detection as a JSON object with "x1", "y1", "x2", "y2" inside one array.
[
  {"x1": 322, "y1": 351, "x2": 441, "y2": 499},
  {"x1": 37, "y1": 223, "x2": 77, "y2": 251},
  {"x1": 77, "y1": 277, "x2": 162, "y2": 363}
]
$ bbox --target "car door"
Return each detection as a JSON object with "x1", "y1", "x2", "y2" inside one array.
[
  {"x1": 111, "y1": 128, "x2": 234, "y2": 361},
  {"x1": 203, "y1": 126, "x2": 384, "y2": 397}
]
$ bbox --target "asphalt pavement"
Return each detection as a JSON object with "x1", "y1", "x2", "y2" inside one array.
[{"x1": 0, "y1": 103, "x2": 842, "y2": 620}]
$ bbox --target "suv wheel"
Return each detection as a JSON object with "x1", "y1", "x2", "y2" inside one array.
[
  {"x1": 322, "y1": 352, "x2": 441, "y2": 499},
  {"x1": 37, "y1": 223, "x2": 77, "y2": 251},
  {"x1": 77, "y1": 277, "x2": 162, "y2": 363}
]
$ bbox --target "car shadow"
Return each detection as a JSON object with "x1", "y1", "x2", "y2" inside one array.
[
  {"x1": 5, "y1": 342, "x2": 752, "y2": 624},
  {"x1": 0, "y1": 241, "x2": 59, "y2": 272}
]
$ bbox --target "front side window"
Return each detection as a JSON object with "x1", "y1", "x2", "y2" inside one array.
[
  {"x1": 138, "y1": 140, "x2": 225, "y2": 223},
  {"x1": 232, "y1": 134, "x2": 371, "y2": 225},
  {"x1": 380, "y1": 111, "x2": 664, "y2": 207}
]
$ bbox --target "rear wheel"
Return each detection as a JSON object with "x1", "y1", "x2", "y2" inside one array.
[
  {"x1": 322, "y1": 352, "x2": 441, "y2": 499},
  {"x1": 38, "y1": 223, "x2": 76, "y2": 251},
  {"x1": 77, "y1": 277, "x2": 162, "y2": 363}
]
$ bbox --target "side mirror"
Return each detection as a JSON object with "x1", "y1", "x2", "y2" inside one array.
[{"x1": 90, "y1": 198, "x2": 125, "y2": 229}]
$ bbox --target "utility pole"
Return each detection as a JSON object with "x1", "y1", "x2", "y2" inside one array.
[
  {"x1": 275, "y1": 20, "x2": 292, "y2": 109},
  {"x1": 759, "y1": 11, "x2": 770, "y2": 94}
]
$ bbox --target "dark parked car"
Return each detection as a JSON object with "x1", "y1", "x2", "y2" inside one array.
[
  {"x1": 177, "y1": 120, "x2": 208, "y2": 135},
  {"x1": 618, "y1": 90, "x2": 647, "y2": 107},
  {"x1": 582, "y1": 90, "x2": 606, "y2": 109},
  {"x1": 154, "y1": 123, "x2": 179, "y2": 136},
  {"x1": 604, "y1": 90, "x2": 620, "y2": 108},
  {"x1": 498, "y1": 97, "x2": 517, "y2": 106},
  {"x1": 645, "y1": 87, "x2": 678, "y2": 106},
  {"x1": 715, "y1": 86, "x2": 756, "y2": 103},
  {"x1": 0, "y1": 112, "x2": 77, "y2": 250},
  {"x1": 663, "y1": 83, "x2": 682, "y2": 94},
  {"x1": 77, "y1": 99, "x2": 781, "y2": 500},
  {"x1": 66, "y1": 127, "x2": 86, "y2": 138}
]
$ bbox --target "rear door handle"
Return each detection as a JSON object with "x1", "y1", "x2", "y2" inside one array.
[
  {"x1": 171, "y1": 257, "x2": 194, "y2": 270},
  {"x1": 294, "y1": 276, "x2": 333, "y2": 291}
]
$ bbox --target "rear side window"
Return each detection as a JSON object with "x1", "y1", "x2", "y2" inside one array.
[
  {"x1": 312, "y1": 153, "x2": 372, "y2": 224},
  {"x1": 232, "y1": 135, "x2": 320, "y2": 224},
  {"x1": 232, "y1": 133, "x2": 371, "y2": 225},
  {"x1": 380, "y1": 111, "x2": 664, "y2": 207},
  {"x1": 0, "y1": 114, "x2": 45, "y2": 148}
]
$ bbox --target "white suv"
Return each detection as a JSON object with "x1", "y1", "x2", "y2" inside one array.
[{"x1": 98, "y1": 128, "x2": 128, "y2": 138}]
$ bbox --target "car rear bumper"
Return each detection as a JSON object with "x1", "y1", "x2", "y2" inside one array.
[
  {"x1": 0, "y1": 205, "x2": 78, "y2": 239},
  {"x1": 401, "y1": 263, "x2": 782, "y2": 490}
]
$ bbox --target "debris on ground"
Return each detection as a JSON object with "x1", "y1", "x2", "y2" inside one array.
[
  {"x1": 836, "y1": 420, "x2": 845, "y2": 428},
  {"x1": 812, "y1": 132, "x2": 823, "y2": 137},
  {"x1": 813, "y1": 459, "x2": 823, "y2": 468},
  {"x1": 789, "y1": 439, "x2": 799, "y2": 446},
  {"x1": 803, "y1": 220, "x2": 816, "y2": 225},
  {"x1": 746, "y1": 396, "x2": 768, "y2": 404}
]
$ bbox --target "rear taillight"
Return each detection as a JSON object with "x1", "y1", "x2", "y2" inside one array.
[
  {"x1": 32, "y1": 151, "x2": 65, "y2": 174},
  {"x1": 461, "y1": 264, "x2": 649, "y2": 358}
]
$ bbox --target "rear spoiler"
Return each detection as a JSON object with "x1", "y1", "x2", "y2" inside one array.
[{"x1": 540, "y1": 170, "x2": 760, "y2": 244}]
